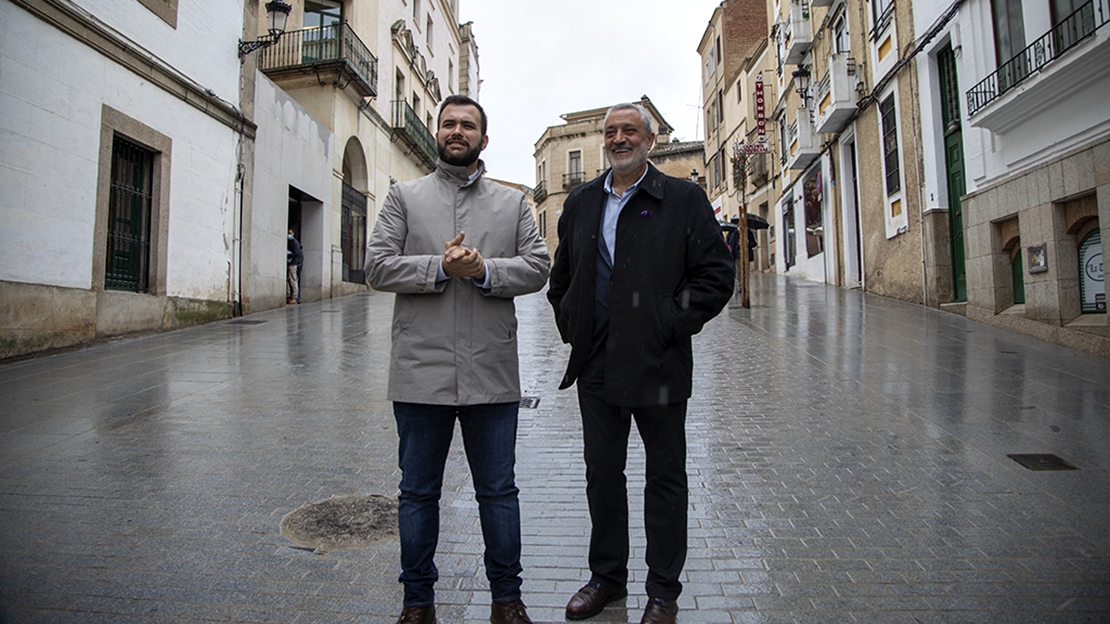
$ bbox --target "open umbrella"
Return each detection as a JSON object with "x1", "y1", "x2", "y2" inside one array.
[{"x1": 719, "y1": 214, "x2": 770, "y2": 231}]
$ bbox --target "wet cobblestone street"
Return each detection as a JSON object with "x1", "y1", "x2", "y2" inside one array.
[{"x1": 1, "y1": 273, "x2": 1108, "y2": 623}]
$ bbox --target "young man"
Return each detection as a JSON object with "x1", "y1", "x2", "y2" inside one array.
[
  {"x1": 547, "y1": 102, "x2": 734, "y2": 624},
  {"x1": 366, "y1": 95, "x2": 549, "y2": 624}
]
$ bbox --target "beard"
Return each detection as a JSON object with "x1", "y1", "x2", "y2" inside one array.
[
  {"x1": 438, "y1": 139, "x2": 483, "y2": 167},
  {"x1": 605, "y1": 140, "x2": 650, "y2": 174}
]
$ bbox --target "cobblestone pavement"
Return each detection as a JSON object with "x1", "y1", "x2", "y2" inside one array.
[{"x1": 1, "y1": 274, "x2": 1108, "y2": 623}]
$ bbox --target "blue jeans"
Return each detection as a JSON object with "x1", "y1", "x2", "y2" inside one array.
[{"x1": 394, "y1": 402, "x2": 523, "y2": 607}]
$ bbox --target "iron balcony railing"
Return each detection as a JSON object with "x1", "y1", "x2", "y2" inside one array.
[
  {"x1": 258, "y1": 23, "x2": 378, "y2": 98},
  {"x1": 563, "y1": 171, "x2": 586, "y2": 189},
  {"x1": 391, "y1": 100, "x2": 437, "y2": 165},
  {"x1": 533, "y1": 179, "x2": 547, "y2": 203},
  {"x1": 967, "y1": 0, "x2": 1108, "y2": 115}
]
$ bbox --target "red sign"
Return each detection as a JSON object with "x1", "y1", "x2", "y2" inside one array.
[{"x1": 755, "y1": 74, "x2": 766, "y2": 143}]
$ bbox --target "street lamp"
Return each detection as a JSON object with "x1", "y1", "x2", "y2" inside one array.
[
  {"x1": 690, "y1": 169, "x2": 699, "y2": 184},
  {"x1": 792, "y1": 65, "x2": 811, "y2": 109},
  {"x1": 239, "y1": 0, "x2": 292, "y2": 59}
]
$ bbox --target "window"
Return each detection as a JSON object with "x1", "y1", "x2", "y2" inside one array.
[
  {"x1": 304, "y1": 0, "x2": 341, "y2": 29},
  {"x1": 566, "y1": 150, "x2": 584, "y2": 187},
  {"x1": 105, "y1": 136, "x2": 154, "y2": 291},
  {"x1": 341, "y1": 183, "x2": 367, "y2": 284},
  {"x1": 412, "y1": 92, "x2": 421, "y2": 117},
  {"x1": 414, "y1": 0, "x2": 421, "y2": 21},
  {"x1": 1079, "y1": 230, "x2": 1105, "y2": 313},
  {"x1": 783, "y1": 197, "x2": 797, "y2": 268},
  {"x1": 94, "y1": 105, "x2": 170, "y2": 297},
  {"x1": 872, "y1": 0, "x2": 894, "y2": 34},
  {"x1": 880, "y1": 95, "x2": 900, "y2": 195},
  {"x1": 569, "y1": 150, "x2": 582, "y2": 175},
  {"x1": 991, "y1": 0, "x2": 1027, "y2": 89},
  {"x1": 538, "y1": 210, "x2": 547, "y2": 240},
  {"x1": 427, "y1": 15, "x2": 434, "y2": 47},
  {"x1": 803, "y1": 171, "x2": 824, "y2": 256},
  {"x1": 395, "y1": 70, "x2": 405, "y2": 103},
  {"x1": 833, "y1": 9, "x2": 851, "y2": 53},
  {"x1": 448, "y1": 60, "x2": 455, "y2": 92}
]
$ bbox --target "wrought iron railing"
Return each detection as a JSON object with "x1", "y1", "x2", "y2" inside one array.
[
  {"x1": 258, "y1": 23, "x2": 378, "y2": 97},
  {"x1": 533, "y1": 180, "x2": 547, "y2": 203},
  {"x1": 563, "y1": 171, "x2": 586, "y2": 189},
  {"x1": 967, "y1": 0, "x2": 1108, "y2": 115},
  {"x1": 391, "y1": 100, "x2": 437, "y2": 165}
]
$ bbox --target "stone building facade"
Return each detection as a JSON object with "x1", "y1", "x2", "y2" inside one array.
[{"x1": 1, "y1": 0, "x2": 481, "y2": 359}]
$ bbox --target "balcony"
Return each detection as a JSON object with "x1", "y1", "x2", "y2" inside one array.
[
  {"x1": 814, "y1": 54, "x2": 857, "y2": 134},
  {"x1": 787, "y1": 108, "x2": 819, "y2": 170},
  {"x1": 563, "y1": 171, "x2": 586, "y2": 189},
  {"x1": 257, "y1": 23, "x2": 378, "y2": 99},
  {"x1": 391, "y1": 100, "x2": 437, "y2": 168},
  {"x1": 967, "y1": 0, "x2": 1108, "y2": 116},
  {"x1": 784, "y1": 1, "x2": 813, "y2": 65},
  {"x1": 533, "y1": 180, "x2": 548, "y2": 203}
]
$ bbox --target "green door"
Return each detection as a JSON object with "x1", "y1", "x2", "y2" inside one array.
[
  {"x1": 939, "y1": 45, "x2": 967, "y2": 302},
  {"x1": 1012, "y1": 249, "x2": 1026, "y2": 305}
]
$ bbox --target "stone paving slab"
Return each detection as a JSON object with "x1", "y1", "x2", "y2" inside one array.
[{"x1": 1, "y1": 275, "x2": 1109, "y2": 623}]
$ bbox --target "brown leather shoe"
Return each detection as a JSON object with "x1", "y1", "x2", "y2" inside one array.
[
  {"x1": 490, "y1": 599, "x2": 532, "y2": 624},
  {"x1": 638, "y1": 598, "x2": 678, "y2": 624},
  {"x1": 565, "y1": 580, "x2": 628, "y2": 620},
  {"x1": 395, "y1": 605, "x2": 436, "y2": 624}
]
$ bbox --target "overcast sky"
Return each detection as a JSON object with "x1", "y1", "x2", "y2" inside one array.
[{"x1": 458, "y1": 0, "x2": 726, "y2": 186}]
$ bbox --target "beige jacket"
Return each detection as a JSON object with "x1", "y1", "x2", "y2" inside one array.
[{"x1": 365, "y1": 159, "x2": 550, "y2": 405}]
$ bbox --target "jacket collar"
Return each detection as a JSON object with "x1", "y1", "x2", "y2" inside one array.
[
  {"x1": 592, "y1": 162, "x2": 665, "y2": 200},
  {"x1": 435, "y1": 158, "x2": 486, "y2": 188}
]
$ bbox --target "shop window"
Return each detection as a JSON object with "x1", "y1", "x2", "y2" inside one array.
[
  {"x1": 1079, "y1": 230, "x2": 1105, "y2": 313},
  {"x1": 803, "y1": 171, "x2": 823, "y2": 256}
]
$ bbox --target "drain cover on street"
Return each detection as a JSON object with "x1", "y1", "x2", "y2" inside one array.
[
  {"x1": 281, "y1": 494, "x2": 398, "y2": 554},
  {"x1": 519, "y1": 396, "x2": 540, "y2": 409},
  {"x1": 228, "y1": 319, "x2": 266, "y2": 325},
  {"x1": 1007, "y1": 454, "x2": 1080, "y2": 471}
]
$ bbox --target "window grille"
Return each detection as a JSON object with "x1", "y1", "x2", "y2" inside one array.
[
  {"x1": 880, "y1": 95, "x2": 901, "y2": 195},
  {"x1": 105, "y1": 136, "x2": 153, "y2": 291}
]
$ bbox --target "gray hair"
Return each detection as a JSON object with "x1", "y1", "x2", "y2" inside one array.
[{"x1": 605, "y1": 102, "x2": 654, "y2": 135}]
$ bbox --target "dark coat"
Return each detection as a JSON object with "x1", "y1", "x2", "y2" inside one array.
[{"x1": 547, "y1": 163, "x2": 734, "y2": 406}]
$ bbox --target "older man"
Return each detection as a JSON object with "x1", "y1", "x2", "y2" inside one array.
[
  {"x1": 547, "y1": 103, "x2": 734, "y2": 624},
  {"x1": 367, "y1": 94, "x2": 549, "y2": 624}
]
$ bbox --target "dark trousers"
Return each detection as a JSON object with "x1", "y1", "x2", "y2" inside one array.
[
  {"x1": 393, "y1": 402, "x2": 524, "y2": 607},
  {"x1": 576, "y1": 354, "x2": 688, "y2": 600}
]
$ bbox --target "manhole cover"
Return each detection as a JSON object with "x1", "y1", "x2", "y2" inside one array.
[
  {"x1": 281, "y1": 494, "x2": 398, "y2": 553},
  {"x1": 519, "y1": 396, "x2": 540, "y2": 409},
  {"x1": 1007, "y1": 454, "x2": 1080, "y2": 471}
]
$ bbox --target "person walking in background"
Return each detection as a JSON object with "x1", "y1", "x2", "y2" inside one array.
[
  {"x1": 547, "y1": 102, "x2": 734, "y2": 624},
  {"x1": 287, "y1": 230, "x2": 303, "y2": 304},
  {"x1": 365, "y1": 94, "x2": 549, "y2": 624},
  {"x1": 725, "y1": 216, "x2": 742, "y2": 292}
]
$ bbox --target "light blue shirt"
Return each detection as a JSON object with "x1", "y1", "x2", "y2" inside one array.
[{"x1": 600, "y1": 165, "x2": 649, "y2": 263}]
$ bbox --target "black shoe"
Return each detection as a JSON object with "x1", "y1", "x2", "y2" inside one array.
[
  {"x1": 565, "y1": 580, "x2": 628, "y2": 620},
  {"x1": 395, "y1": 605, "x2": 435, "y2": 624},
  {"x1": 491, "y1": 599, "x2": 532, "y2": 624}
]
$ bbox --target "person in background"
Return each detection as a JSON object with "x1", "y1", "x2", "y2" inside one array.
[{"x1": 287, "y1": 230, "x2": 303, "y2": 304}]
